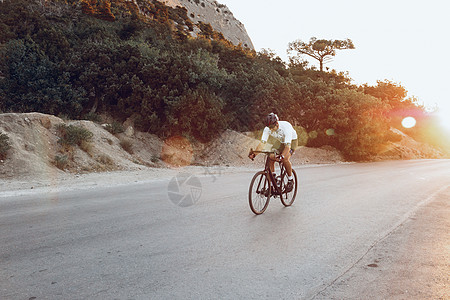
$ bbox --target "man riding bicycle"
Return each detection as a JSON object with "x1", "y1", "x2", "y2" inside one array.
[{"x1": 249, "y1": 113, "x2": 298, "y2": 192}]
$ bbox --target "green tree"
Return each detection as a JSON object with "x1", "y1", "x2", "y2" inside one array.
[
  {"x1": 288, "y1": 37, "x2": 355, "y2": 72},
  {"x1": 0, "y1": 38, "x2": 87, "y2": 118},
  {"x1": 363, "y1": 80, "x2": 407, "y2": 107},
  {"x1": 171, "y1": 86, "x2": 226, "y2": 142},
  {"x1": 363, "y1": 80, "x2": 425, "y2": 129},
  {"x1": 330, "y1": 88, "x2": 391, "y2": 160}
]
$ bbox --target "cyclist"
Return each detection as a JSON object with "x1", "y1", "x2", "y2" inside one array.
[{"x1": 249, "y1": 113, "x2": 298, "y2": 192}]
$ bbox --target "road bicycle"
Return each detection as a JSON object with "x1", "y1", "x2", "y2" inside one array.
[{"x1": 248, "y1": 149, "x2": 298, "y2": 215}]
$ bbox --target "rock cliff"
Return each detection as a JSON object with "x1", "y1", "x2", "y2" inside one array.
[{"x1": 160, "y1": 0, "x2": 254, "y2": 49}]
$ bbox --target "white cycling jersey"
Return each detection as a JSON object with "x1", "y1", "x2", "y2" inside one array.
[{"x1": 261, "y1": 121, "x2": 298, "y2": 144}]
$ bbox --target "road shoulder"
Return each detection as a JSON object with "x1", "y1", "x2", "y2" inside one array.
[
  {"x1": 315, "y1": 186, "x2": 450, "y2": 300},
  {"x1": 0, "y1": 165, "x2": 261, "y2": 197}
]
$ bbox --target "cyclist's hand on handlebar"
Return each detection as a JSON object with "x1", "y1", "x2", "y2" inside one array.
[
  {"x1": 248, "y1": 152, "x2": 256, "y2": 160},
  {"x1": 248, "y1": 148, "x2": 256, "y2": 160}
]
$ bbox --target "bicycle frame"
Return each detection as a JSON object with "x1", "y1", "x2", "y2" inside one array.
[
  {"x1": 268, "y1": 153, "x2": 288, "y2": 195},
  {"x1": 256, "y1": 151, "x2": 287, "y2": 196}
]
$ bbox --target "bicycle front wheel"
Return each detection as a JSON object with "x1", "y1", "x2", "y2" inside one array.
[
  {"x1": 249, "y1": 171, "x2": 271, "y2": 215},
  {"x1": 280, "y1": 169, "x2": 297, "y2": 207}
]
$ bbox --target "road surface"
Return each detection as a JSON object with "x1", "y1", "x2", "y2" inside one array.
[{"x1": 1, "y1": 160, "x2": 449, "y2": 299}]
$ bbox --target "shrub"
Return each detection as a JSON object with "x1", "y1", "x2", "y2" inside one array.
[
  {"x1": 0, "y1": 132, "x2": 12, "y2": 159},
  {"x1": 54, "y1": 154, "x2": 69, "y2": 169},
  {"x1": 97, "y1": 154, "x2": 114, "y2": 166},
  {"x1": 79, "y1": 140, "x2": 94, "y2": 155},
  {"x1": 83, "y1": 112, "x2": 102, "y2": 123},
  {"x1": 0, "y1": 39, "x2": 87, "y2": 119},
  {"x1": 104, "y1": 122, "x2": 125, "y2": 135},
  {"x1": 56, "y1": 124, "x2": 93, "y2": 146}
]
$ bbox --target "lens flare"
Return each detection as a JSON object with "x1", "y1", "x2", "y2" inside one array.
[
  {"x1": 161, "y1": 136, "x2": 193, "y2": 167},
  {"x1": 325, "y1": 128, "x2": 335, "y2": 136},
  {"x1": 438, "y1": 108, "x2": 450, "y2": 131},
  {"x1": 308, "y1": 131, "x2": 318, "y2": 139},
  {"x1": 401, "y1": 117, "x2": 416, "y2": 129}
]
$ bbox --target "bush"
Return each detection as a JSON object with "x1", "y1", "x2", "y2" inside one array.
[
  {"x1": 97, "y1": 154, "x2": 114, "y2": 166},
  {"x1": 56, "y1": 124, "x2": 93, "y2": 146},
  {"x1": 83, "y1": 112, "x2": 102, "y2": 123},
  {"x1": 104, "y1": 122, "x2": 124, "y2": 135},
  {"x1": 0, "y1": 39, "x2": 87, "y2": 118},
  {"x1": 54, "y1": 154, "x2": 69, "y2": 169},
  {"x1": 0, "y1": 132, "x2": 11, "y2": 159},
  {"x1": 79, "y1": 140, "x2": 93, "y2": 155}
]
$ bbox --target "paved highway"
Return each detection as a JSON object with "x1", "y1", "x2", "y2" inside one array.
[{"x1": 1, "y1": 160, "x2": 449, "y2": 299}]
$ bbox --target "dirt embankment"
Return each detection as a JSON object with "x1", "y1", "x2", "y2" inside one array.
[
  {"x1": 375, "y1": 128, "x2": 445, "y2": 160},
  {"x1": 0, "y1": 112, "x2": 445, "y2": 183},
  {"x1": 0, "y1": 113, "x2": 345, "y2": 180}
]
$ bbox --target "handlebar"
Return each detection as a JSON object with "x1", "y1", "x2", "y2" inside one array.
[{"x1": 248, "y1": 148, "x2": 280, "y2": 161}]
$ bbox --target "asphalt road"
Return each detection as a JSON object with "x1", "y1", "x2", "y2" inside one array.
[{"x1": 1, "y1": 160, "x2": 449, "y2": 299}]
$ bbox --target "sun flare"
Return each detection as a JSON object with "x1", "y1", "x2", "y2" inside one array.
[
  {"x1": 438, "y1": 109, "x2": 450, "y2": 131},
  {"x1": 401, "y1": 117, "x2": 416, "y2": 129}
]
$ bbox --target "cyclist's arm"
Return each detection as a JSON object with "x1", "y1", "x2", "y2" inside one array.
[
  {"x1": 249, "y1": 141, "x2": 265, "y2": 159},
  {"x1": 250, "y1": 127, "x2": 270, "y2": 157},
  {"x1": 254, "y1": 141, "x2": 265, "y2": 153},
  {"x1": 280, "y1": 124, "x2": 294, "y2": 159}
]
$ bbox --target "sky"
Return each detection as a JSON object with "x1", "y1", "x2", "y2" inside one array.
[{"x1": 218, "y1": 0, "x2": 450, "y2": 129}]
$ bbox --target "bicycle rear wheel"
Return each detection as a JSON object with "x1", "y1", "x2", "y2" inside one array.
[
  {"x1": 280, "y1": 169, "x2": 297, "y2": 207},
  {"x1": 249, "y1": 171, "x2": 271, "y2": 215}
]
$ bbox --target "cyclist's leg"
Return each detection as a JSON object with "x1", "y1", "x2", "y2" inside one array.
[
  {"x1": 283, "y1": 152, "x2": 293, "y2": 177},
  {"x1": 268, "y1": 153, "x2": 276, "y2": 173},
  {"x1": 283, "y1": 139, "x2": 297, "y2": 178},
  {"x1": 269, "y1": 143, "x2": 283, "y2": 174}
]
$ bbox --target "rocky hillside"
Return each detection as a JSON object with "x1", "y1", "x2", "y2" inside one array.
[
  {"x1": 376, "y1": 128, "x2": 445, "y2": 160},
  {"x1": 0, "y1": 113, "x2": 344, "y2": 179},
  {"x1": 160, "y1": 0, "x2": 254, "y2": 49},
  {"x1": 1, "y1": 113, "x2": 446, "y2": 181}
]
